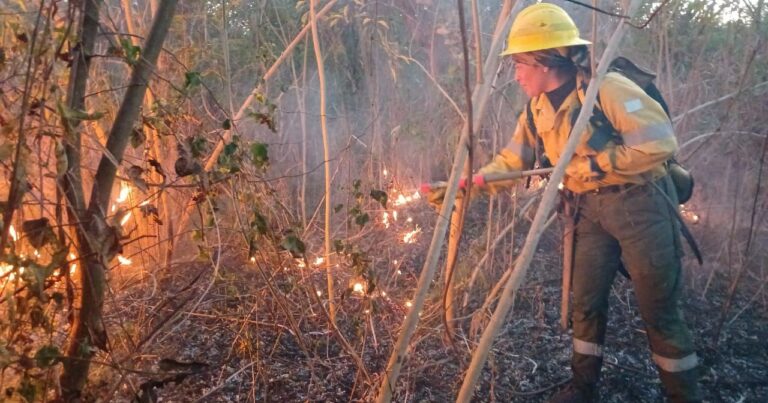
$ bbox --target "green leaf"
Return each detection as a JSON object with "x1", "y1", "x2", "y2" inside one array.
[
  {"x1": 280, "y1": 234, "x2": 305, "y2": 258},
  {"x1": 57, "y1": 101, "x2": 104, "y2": 122},
  {"x1": 248, "y1": 238, "x2": 258, "y2": 256},
  {"x1": 355, "y1": 213, "x2": 369, "y2": 227},
  {"x1": 21, "y1": 218, "x2": 56, "y2": 248},
  {"x1": 196, "y1": 245, "x2": 210, "y2": 261},
  {"x1": 184, "y1": 71, "x2": 202, "y2": 89},
  {"x1": 247, "y1": 111, "x2": 277, "y2": 132},
  {"x1": 250, "y1": 211, "x2": 268, "y2": 235},
  {"x1": 188, "y1": 135, "x2": 207, "y2": 158},
  {"x1": 217, "y1": 142, "x2": 241, "y2": 174},
  {"x1": 250, "y1": 143, "x2": 269, "y2": 168},
  {"x1": 222, "y1": 119, "x2": 231, "y2": 130},
  {"x1": 19, "y1": 376, "x2": 36, "y2": 402},
  {"x1": 54, "y1": 140, "x2": 67, "y2": 178},
  {"x1": 370, "y1": 189, "x2": 388, "y2": 208},
  {"x1": 120, "y1": 38, "x2": 141, "y2": 65},
  {"x1": 333, "y1": 204, "x2": 344, "y2": 214},
  {"x1": 30, "y1": 305, "x2": 49, "y2": 330},
  {"x1": 34, "y1": 345, "x2": 60, "y2": 368},
  {"x1": 130, "y1": 127, "x2": 146, "y2": 148},
  {"x1": 333, "y1": 239, "x2": 344, "y2": 253},
  {"x1": 223, "y1": 141, "x2": 238, "y2": 156}
]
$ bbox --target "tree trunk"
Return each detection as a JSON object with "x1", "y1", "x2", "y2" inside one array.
[
  {"x1": 59, "y1": 0, "x2": 179, "y2": 398},
  {"x1": 58, "y1": 0, "x2": 101, "y2": 395},
  {"x1": 309, "y1": 0, "x2": 336, "y2": 323},
  {"x1": 443, "y1": 0, "x2": 475, "y2": 343}
]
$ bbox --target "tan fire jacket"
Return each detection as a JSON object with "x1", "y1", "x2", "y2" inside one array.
[{"x1": 479, "y1": 72, "x2": 676, "y2": 194}]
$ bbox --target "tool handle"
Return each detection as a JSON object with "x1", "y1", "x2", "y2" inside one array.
[{"x1": 419, "y1": 168, "x2": 554, "y2": 194}]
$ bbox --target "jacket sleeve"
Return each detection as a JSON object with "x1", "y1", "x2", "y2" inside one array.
[
  {"x1": 477, "y1": 110, "x2": 536, "y2": 192},
  {"x1": 592, "y1": 74, "x2": 677, "y2": 176}
]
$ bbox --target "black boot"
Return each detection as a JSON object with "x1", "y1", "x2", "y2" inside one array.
[
  {"x1": 550, "y1": 353, "x2": 602, "y2": 403},
  {"x1": 549, "y1": 382, "x2": 598, "y2": 403},
  {"x1": 658, "y1": 367, "x2": 702, "y2": 403}
]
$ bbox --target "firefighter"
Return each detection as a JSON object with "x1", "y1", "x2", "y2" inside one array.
[{"x1": 430, "y1": 3, "x2": 701, "y2": 402}]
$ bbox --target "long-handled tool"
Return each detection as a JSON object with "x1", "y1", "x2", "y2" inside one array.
[{"x1": 419, "y1": 167, "x2": 555, "y2": 194}]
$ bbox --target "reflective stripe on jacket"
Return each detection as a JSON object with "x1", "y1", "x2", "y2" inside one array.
[{"x1": 480, "y1": 72, "x2": 676, "y2": 193}]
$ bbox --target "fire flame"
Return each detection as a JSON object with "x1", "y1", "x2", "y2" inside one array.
[
  {"x1": 116, "y1": 182, "x2": 131, "y2": 203},
  {"x1": 120, "y1": 211, "x2": 133, "y2": 226},
  {"x1": 117, "y1": 255, "x2": 132, "y2": 266},
  {"x1": 352, "y1": 282, "x2": 365, "y2": 294},
  {"x1": 9, "y1": 225, "x2": 17, "y2": 242},
  {"x1": 391, "y1": 191, "x2": 421, "y2": 207},
  {"x1": 402, "y1": 227, "x2": 421, "y2": 244},
  {"x1": 69, "y1": 252, "x2": 77, "y2": 274},
  {"x1": 680, "y1": 205, "x2": 700, "y2": 224},
  {"x1": 1, "y1": 263, "x2": 12, "y2": 277}
]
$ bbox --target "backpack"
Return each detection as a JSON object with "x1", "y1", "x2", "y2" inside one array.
[{"x1": 526, "y1": 56, "x2": 694, "y2": 203}]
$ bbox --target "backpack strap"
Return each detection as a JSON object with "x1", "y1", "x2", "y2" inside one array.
[
  {"x1": 575, "y1": 78, "x2": 623, "y2": 153},
  {"x1": 526, "y1": 99, "x2": 551, "y2": 169}
]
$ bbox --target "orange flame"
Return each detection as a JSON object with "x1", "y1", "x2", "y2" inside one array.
[{"x1": 402, "y1": 227, "x2": 421, "y2": 244}]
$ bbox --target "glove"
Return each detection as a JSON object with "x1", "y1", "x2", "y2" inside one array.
[
  {"x1": 427, "y1": 187, "x2": 448, "y2": 211},
  {"x1": 427, "y1": 186, "x2": 475, "y2": 212},
  {"x1": 565, "y1": 155, "x2": 606, "y2": 182}
]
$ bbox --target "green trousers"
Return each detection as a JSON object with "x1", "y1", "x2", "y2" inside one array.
[{"x1": 569, "y1": 179, "x2": 701, "y2": 402}]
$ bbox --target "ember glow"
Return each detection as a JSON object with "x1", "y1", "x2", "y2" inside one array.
[
  {"x1": 0, "y1": 262, "x2": 12, "y2": 277},
  {"x1": 116, "y1": 182, "x2": 131, "y2": 203},
  {"x1": 120, "y1": 211, "x2": 133, "y2": 226},
  {"x1": 69, "y1": 252, "x2": 77, "y2": 274},
  {"x1": 382, "y1": 212, "x2": 390, "y2": 228},
  {"x1": 9, "y1": 225, "x2": 17, "y2": 242},
  {"x1": 402, "y1": 227, "x2": 421, "y2": 244},
  {"x1": 392, "y1": 191, "x2": 421, "y2": 207},
  {"x1": 352, "y1": 282, "x2": 365, "y2": 294},
  {"x1": 313, "y1": 256, "x2": 325, "y2": 266},
  {"x1": 680, "y1": 205, "x2": 700, "y2": 224}
]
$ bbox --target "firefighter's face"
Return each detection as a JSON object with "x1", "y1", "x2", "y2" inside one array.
[{"x1": 513, "y1": 61, "x2": 552, "y2": 98}]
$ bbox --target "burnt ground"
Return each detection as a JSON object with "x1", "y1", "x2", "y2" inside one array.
[{"x1": 94, "y1": 201, "x2": 768, "y2": 403}]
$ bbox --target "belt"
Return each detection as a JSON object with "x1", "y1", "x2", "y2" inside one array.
[{"x1": 588, "y1": 182, "x2": 639, "y2": 194}]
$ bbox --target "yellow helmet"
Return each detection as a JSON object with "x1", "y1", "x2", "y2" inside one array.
[{"x1": 501, "y1": 3, "x2": 591, "y2": 56}]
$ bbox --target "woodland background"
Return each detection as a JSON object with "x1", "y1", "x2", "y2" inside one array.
[{"x1": 0, "y1": 0, "x2": 766, "y2": 401}]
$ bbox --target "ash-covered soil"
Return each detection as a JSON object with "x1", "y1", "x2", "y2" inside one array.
[{"x1": 97, "y1": 201, "x2": 768, "y2": 403}]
